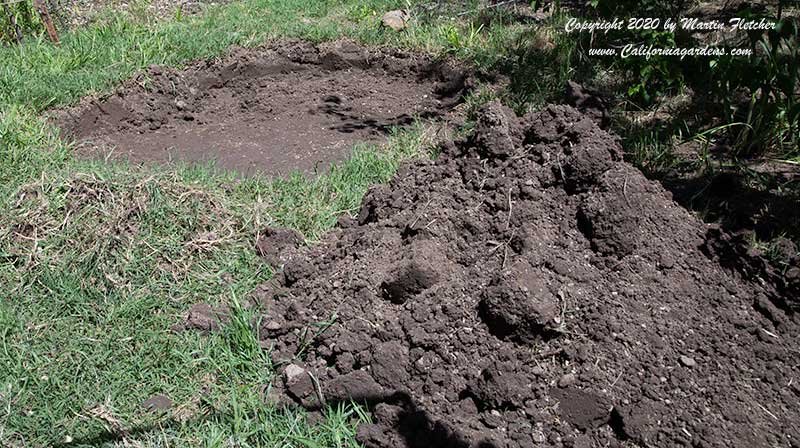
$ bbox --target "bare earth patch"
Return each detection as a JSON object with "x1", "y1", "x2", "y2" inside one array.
[{"x1": 58, "y1": 40, "x2": 470, "y2": 176}]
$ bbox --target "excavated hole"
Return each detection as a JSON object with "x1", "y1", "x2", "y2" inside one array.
[{"x1": 56, "y1": 40, "x2": 471, "y2": 177}]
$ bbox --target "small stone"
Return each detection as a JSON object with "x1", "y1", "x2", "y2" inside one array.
[
  {"x1": 283, "y1": 364, "x2": 318, "y2": 408},
  {"x1": 381, "y1": 10, "x2": 410, "y2": 31},
  {"x1": 175, "y1": 99, "x2": 187, "y2": 110},
  {"x1": 558, "y1": 373, "x2": 577, "y2": 388},
  {"x1": 141, "y1": 394, "x2": 172, "y2": 412},
  {"x1": 264, "y1": 321, "x2": 282, "y2": 331},
  {"x1": 679, "y1": 355, "x2": 697, "y2": 368},
  {"x1": 481, "y1": 409, "x2": 505, "y2": 429},
  {"x1": 284, "y1": 364, "x2": 306, "y2": 382}
]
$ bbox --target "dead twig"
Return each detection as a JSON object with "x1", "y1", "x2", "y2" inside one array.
[
  {"x1": 756, "y1": 402, "x2": 779, "y2": 421},
  {"x1": 33, "y1": 0, "x2": 58, "y2": 44},
  {"x1": 505, "y1": 187, "x2": 513, "y2": 230}
]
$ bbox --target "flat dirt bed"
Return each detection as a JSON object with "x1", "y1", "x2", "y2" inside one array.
[
  {"x1": 58, "y1": 41, "x2": 468, "y2": 176},
  {"x1": 231, "y1": 103, "x2": 800, "y2": 448}
]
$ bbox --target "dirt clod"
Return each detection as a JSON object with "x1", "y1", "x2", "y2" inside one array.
[
  {"x1": 553, "y1": 388, "x2": 609, "y2": 431},
  {"x1": 557, "y1": 373, "x2": 577, "y2": 388},
  {"x1": 172, "y1": 303, "x2": 226, "y2": 333},
  {"x1": 256, "y1": 226, "x2": 304, "y2": 268},
  {"x1": 479, "y1": 262, "x2": 560, "y2": 343},
  {"x1": 381, "y1": 241, "x2": 445, "y2": 304}
]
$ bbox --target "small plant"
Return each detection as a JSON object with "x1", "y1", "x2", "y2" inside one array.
[
  {"x1": 439, "y1": 22, "x2": 484, "y2": 55},
  {"x1": 730, "y1": 17, "x2": 799, "y2": 156},
  {"x1": 628, "y1": 131, "x2": 679, "y2": 176},
  {"x1": 347, "y1": 4, "x2": 375, "y2": 22}
]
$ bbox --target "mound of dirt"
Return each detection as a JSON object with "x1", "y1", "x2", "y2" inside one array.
[
  {"x1": 58, "y1": 40, "x2": 471, "y2": 176},
  {"x1": 247, "y1": 102, "x2": 799, "y2": 448}
]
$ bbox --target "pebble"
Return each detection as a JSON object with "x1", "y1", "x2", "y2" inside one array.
[
  {"x1": 264, "y1": 320, "x2": 281, "y2": 331},
  {"x1": 381, "y1": 10, "x2": 410, "y2": 31},
  {"x1": 481, "y1": 409, "x2": 504, "y2": 428},
  {"x1": 679, "y1": 355, "x2": 697, "y2": 368},
  {"x1": 284, "y1": 363, "x2": 306, "y2": 383},
  {"x1": 558, "y1": 373, "x2": 577, "y2": 388},
  {"x1": 141, "y1": 394, "x2": 172, "y2": 411}
]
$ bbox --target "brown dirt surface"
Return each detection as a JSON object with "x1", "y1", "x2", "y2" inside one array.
[
  {"x1": 57, "y1": 40, "x2": 471, "y2": 176},
  {"x1": 246, "y1": 102, "x2": 800, "y2": 448}
]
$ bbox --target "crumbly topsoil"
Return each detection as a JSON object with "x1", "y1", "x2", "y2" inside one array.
[
  {"x1": 244, "y1": 103, "x2": 800, "y2": 448},
  {"x1": 58, "y1": 40, "x2": 469, "y2": 176}
]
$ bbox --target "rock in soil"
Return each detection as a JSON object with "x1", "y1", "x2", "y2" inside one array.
[
  {"x1": 381, "y1": 10, "x2": 410, "y2": 31},
  {"x1": 171, "y1": 303, "x2": 227, "y2": 333},
  {"x1": 140, "y1": 394, "x2": 172, "y2": 412},
  {"x1": 247, "y1": 102, "x2": 800, "y2": 447}
]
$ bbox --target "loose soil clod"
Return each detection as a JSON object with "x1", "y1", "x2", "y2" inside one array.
[
  {"x1": 57, "y1": 40, "x2": 471, "y2": 176},
  {"x1": 247, "y1": 102, "x2": 799, "y2": 448}
]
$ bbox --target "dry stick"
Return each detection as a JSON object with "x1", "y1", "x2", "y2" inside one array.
[
  {"x1": 33, "y1": 0, "x2": 58, "y2": 44},
  {"x1": 2, "y1": 2, "x2": 22, "y2": 44}
]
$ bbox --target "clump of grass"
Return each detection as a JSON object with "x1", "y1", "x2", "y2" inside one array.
[
  {"x1": 626, "y1": 131, "x2": 680, "y2": 177},
  {"x1": 0, "y1": 106, "x2": 70, "y2": 194},
  {"x1": 497, "y1": 14, "x2": 582, "y2": 113}
]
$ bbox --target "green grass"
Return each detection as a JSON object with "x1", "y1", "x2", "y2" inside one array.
[
  {"x1": 0, "y1": 117, "x2": 434, "y2": 445},
  {"x1": 0, "y1": 0, "x2": 575, "y2": 445}
]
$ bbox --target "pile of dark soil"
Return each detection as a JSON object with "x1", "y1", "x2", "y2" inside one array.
[
  {"x1": 58, "y1": 40, "x2": 469, "y2": 176},
  {"x1": 243, "y1": 102, "x2": 800, "y2": 448}
]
